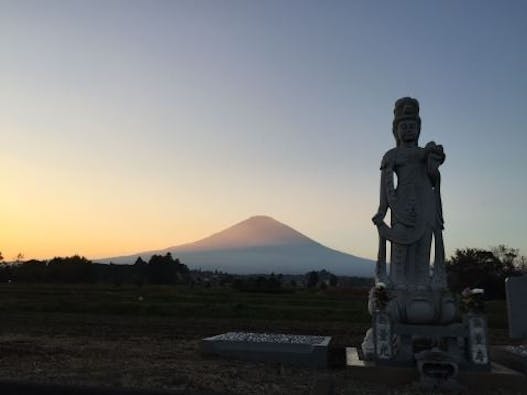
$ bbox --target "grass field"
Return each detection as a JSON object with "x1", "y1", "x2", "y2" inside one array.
[
  {"x1": 0, "y1": 284, "x2": 519, "y2": 394},
  {"x1": 0, "y1": 284, "x2": 372, "y2": 321}
]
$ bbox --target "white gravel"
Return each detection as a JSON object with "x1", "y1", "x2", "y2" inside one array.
[
  {"x1": 211, "y1": 332, "x2": 327, "y2": 345},
  {"x1": 505, "y1": 344, "x2": 527, "y2": 357}
]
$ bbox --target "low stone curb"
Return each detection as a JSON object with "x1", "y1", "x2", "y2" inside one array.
[
  {"x1": 491, "y1": 345, "x2": 527, "y2": 374},
  {"x1": 201, "y1": 332, "x2": 331, "y2": 368},
  {"x1": 345, "y1": 347, "x2": 527, "y2": 392}
]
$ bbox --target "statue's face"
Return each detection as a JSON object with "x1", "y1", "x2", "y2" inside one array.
[{"x1": 396, "y1": 119, "x2": 419, "y2": 143}]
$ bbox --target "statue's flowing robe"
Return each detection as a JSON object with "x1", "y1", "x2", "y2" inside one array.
[{"x1": 377, "y1": 146, "x2": 445, "y2": 289}]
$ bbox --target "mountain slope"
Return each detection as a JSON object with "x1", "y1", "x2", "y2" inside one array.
[
  {"x1": 102, "y1": 216, "x2": 374, "y2": 277},
  {"x1": 168, "y1": 215, "x2": 319, "y2": 251}
]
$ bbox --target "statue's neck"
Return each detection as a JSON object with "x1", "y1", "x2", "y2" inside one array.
[{"x1": 400, "y1": 141, "x2": 418, "y2": 148}]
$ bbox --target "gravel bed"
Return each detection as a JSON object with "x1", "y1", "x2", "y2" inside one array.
[
  {"x1": 505, "y1": 344, "x2": 527, "y2": 357},
  {"x1": 210, "y1": 332, "x2": 327, "y2": 345}
]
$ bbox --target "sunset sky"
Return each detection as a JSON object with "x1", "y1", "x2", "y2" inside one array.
[{"x1": 1, "y1": 0, "x2": 526, "y2": 261}]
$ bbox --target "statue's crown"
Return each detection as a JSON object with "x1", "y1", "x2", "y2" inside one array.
[{"x1": 394, "y1": 97, "x2": 420, "y2": 122}]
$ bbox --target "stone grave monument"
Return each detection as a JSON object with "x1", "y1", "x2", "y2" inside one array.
[
  {"x1": 354, "y1": 97, "x2": 491, "y2": 389},
  {"x1": 506, "y1": 275, "x2": 527, "y2": 340},
  {"x1": 491, "y1": 275, "x2": 527, "y2": 374}
]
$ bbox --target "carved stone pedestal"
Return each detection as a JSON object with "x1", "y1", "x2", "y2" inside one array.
[
  {"x1": 366, "y1": 311, "x2": 490, "y2": 370},
  {"x1": 347, "y1": 347, "x2": 526, "y2": 392}
]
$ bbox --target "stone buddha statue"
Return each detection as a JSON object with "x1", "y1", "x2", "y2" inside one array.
[
  {"x1": 361, "y1": 99, "x2": 490, "y2": 374},
  {"x1": 369, "y1": 97, "x2": 456, "y2": 324}
]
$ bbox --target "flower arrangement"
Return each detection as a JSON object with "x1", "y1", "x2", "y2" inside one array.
[
  {"x1": 373, "y1": 282, "x2": 391, "y2": 310},
  {"x1": 461, "y1": 287, "x2": 485, "y2": 313}
]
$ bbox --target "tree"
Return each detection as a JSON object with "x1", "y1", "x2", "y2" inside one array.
[
  {"x1": 0, "y1": 251, "x2": 10, "y2": 282},
  {"x1": 491, "y1": 245, "x2": 518, "y2": 271},
  {"x1": 306, "y1": 271, "x2": 319, "y2": 288},
  {"x1": 446, "y1": 246, "x2": 521, "y2": 299},
  {"x1": 491, "y1": 244, "x2": 527, "y2": 273},
  {"x1": 147, "y1": 253, "x2": 189, "y2": 284},
  {"x1": 134, "y1": 256, "x2": 146, "y2": 265},
  {"x1": 47, "y1": 255, "x2": 95, "y2": 283},
  {"x1": 517, "y1": 256, "x2": 527, "y2": 274},
  {"x1": 329, "y1": 274, "x2": 338, "y2": 287},
  {"x1": 133, "y1": 256, "x2": 147, "y2": 287}
]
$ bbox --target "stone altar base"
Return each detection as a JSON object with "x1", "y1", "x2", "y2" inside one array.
[
  {"x1": 346, "y1": 347, "x2": 526, "y2": 392},
  {"x1": 201, "y1": 332, "x2": 331, "y2": 368}
]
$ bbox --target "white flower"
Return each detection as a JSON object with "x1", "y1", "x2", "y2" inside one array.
[
  {"x1": 376, "y1": 282, "x2": 386, "y2": 288},
  {"x1": 471, "y1": 288, "x2": 484, "y2": 294}
]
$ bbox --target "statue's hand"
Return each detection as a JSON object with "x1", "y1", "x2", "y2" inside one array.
[
  {"x1": 372, "y1": 211, "x2": 386, "y2": 226},
  {"x1": 425, "y1": 141, "x2": 439, "y2": 150},
  {"x1": 425, "y1": 142, "x2": 445, "y2": 162}
]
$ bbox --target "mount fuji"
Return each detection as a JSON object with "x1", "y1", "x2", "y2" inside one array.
[{"x1": 101, "y1": 216, "x2": 374, "y2": 277}]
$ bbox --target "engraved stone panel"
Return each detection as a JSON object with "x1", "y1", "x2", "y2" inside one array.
[
  {"x1": 374, "y1": 312, "x2": 393, "y2": 360},
  {"x1": 467, "y1": 315, "x2": 489, "y2": 366}
]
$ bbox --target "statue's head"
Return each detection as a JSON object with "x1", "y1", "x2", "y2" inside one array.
[{"x1": 392, "y1": 97, "x2": 421, "y2": 146}]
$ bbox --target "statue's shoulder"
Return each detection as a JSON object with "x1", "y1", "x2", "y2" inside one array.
[{"x1": 380, "y1": 148, "x2": 397, "y2": 169}]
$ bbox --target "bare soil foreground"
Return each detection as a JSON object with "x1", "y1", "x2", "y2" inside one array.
[{"x1": 0, "y1": 284, "x2": 520, "y2": 394}]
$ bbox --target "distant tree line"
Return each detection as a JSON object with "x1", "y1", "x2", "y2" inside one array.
[
  {"x1": 446, "y1": 245, "x2": 526, "y2": 299},
  {"x1": 231, "y1": 273, "x2": 289, "y2": 293},
  {"x1": 1, "y1": 244, "x2": 523, "y2": 299},
  {"x1": 0, "y1": 253, "x2": 189, "y2": 286},
  {"x1": 304, "y1": 269, "x2": 339, "y2": 289},
  {"x1": 229, "y1": 270, "x2": 345, "y2": 293}
]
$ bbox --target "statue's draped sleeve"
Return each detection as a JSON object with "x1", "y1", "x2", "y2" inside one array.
[
  {"x1": 381, "y1": 150, "x2": 396, "y2": 220},
  {"x1": 376, "y1": 152, "x2": 392, "y2": 216},
  {"x1": 379, "y1": 150, "x2": 404, "y2": 224}
]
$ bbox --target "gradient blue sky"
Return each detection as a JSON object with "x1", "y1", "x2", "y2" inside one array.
[{"x1": 1, "y1": 0, "x2": 526, "y2": 260}]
